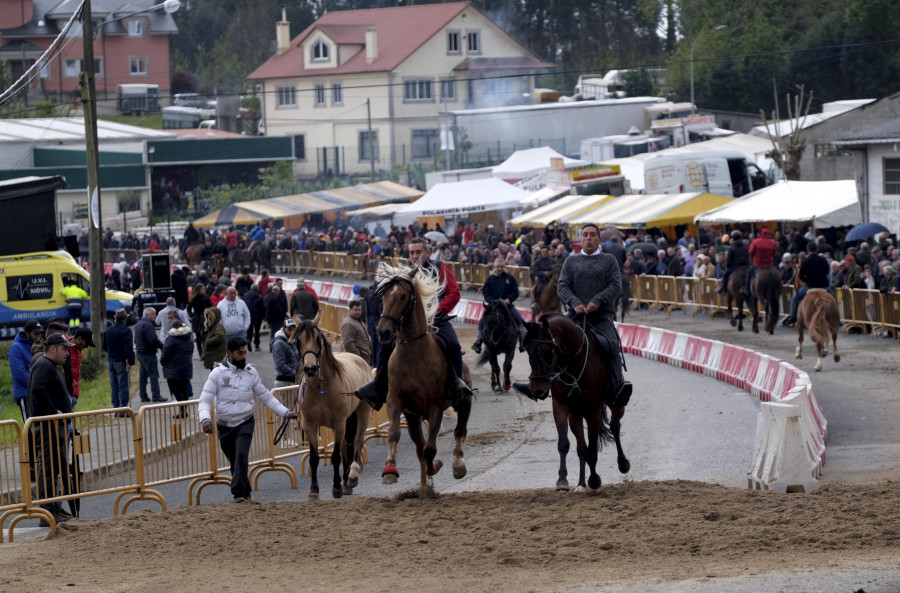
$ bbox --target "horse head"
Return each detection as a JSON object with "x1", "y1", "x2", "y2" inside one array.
[
  {"x1": 296, "y1": 320, "x2": 326, "y2": 379},
  {"x1": 375, "y1": 267, "x2": 418, "y2": 344},
  {"x1": 522, "y1": 315, "x2": 557, "y2": 400}
]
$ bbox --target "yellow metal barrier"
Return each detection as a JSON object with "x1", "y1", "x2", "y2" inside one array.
[
  {"x1": 0, "y1": 420, "x2": 25, "y2": 542},
  {"x1": 655, "y1": 276, "x2": 684, "y2": 314},
  {"x1": 879, "y1": 291, "x2": 900, "y2": 340},
  {"x1": 840, "y1": 289, "x2": 881, "y2": 335}
]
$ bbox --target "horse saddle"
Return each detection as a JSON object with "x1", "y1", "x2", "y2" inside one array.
[
  {"x1": 431, "y1": 330, "x2": 455, "y2": 364},
  {"x1": 582, "y1": 321, "x2": 619, "y2": 360}
]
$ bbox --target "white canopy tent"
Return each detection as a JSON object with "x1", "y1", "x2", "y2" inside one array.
[
  {"x1": 396, "y1": 178, "x2": 534, "y2": 219},
  {"x1": 694, "y1": 180, "x2": 862, "y2": 228},
  {"x1": 492, "y1": 147, "x2": 587, "y2": 182}
]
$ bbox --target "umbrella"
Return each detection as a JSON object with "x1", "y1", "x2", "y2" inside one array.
[
  {"x1": 424, "y1": 231, "x2": 450, "y2": 244},
  {"x1": 845, "y1": 221, "x2": 890, "y2": 243},
  {"x1": 627, "y1": 241, "x2": 658, "y2": 256},
  {"x1": 600, "y1": 227, "x2": 625, "y2": 241}
]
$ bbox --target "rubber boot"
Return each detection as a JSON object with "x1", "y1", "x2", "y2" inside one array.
[
  {"x1": 512, "y1": 381, "x2": 547, "y2": 401},
  {"x1": 609, "y1": 381, "x2": 633, "y2": 408},
  {"x1": 471, "y1": 338, "x2": 483, "y2": 354},
  {"x1": 354, "y1": 378, "x2": 384, "y2": 411}
]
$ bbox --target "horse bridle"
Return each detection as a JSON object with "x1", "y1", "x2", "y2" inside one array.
[
  {"x1": 525, "y1": 321, "x2": 590, "y2": 397},
  {"x1": 377, "y1": 277, "x2": 428, "y2": 343},
  {"x1": 298, "y1": 326, "x2": 328, "y2": 392}
]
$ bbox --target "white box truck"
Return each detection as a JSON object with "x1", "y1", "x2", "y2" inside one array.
[{"x1": 643, "y1": 151, "x2": 768, "y2": 197}]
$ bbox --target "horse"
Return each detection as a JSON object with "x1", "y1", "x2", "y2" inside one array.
[
  {"x1": 795, "y1": 289, "x2": 841, "y2": 372},
  {"x1": 521, "y1": 313, "x2": 630, "y2": 493},
  {"x1": 248, "y1": 241, "x2": 272, "y2": 273},
  {"x1": 749, "y1": 266, "x2": 783, "y2": 335},
  {"x1": 374, "y1": 263, "x2": 472, "y2": 498},
  {"x1": 295, "y1": 320, "x2": 373, "y2": 499},
  {"x1": 476, "y1": 300, "x2": 517, "y2": 393},
  {"x1": 184, "y1": 243, "x2": 204, "y2": 267},
  {"x1": 725, "y1": 266, "x2": 750, "y2": 332},
  {"x1": 532, "y1": 266, "x2": 562, "y2": 318}
]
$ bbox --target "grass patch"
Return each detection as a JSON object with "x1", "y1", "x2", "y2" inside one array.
[{"x1": 99, "y1": 113, "x2": 163, "y2": 129}]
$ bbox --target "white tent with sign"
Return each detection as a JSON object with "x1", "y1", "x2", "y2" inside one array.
[
  {"x1": 694, "y1": 180, "x2": 862, "y2": 228},
  {"x1": 396, "y1": 178, "x2": 533, "y2": 220},
  {"x1": 492, "y1": 147, "x2": 588, "y2": 182}
]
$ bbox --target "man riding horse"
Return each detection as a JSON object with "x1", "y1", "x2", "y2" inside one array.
[
  {"x1": 514, "y1": 223, "x2": 632, "y2": 405},
  {"x1": 743, "y1": 227, "x2": 777, "y2": 296},
  {"x1": 717, "y1": 230, "x2": 749, "y2": 294},
  {"x1": 355, "y1": 237, "x2": 472, "y2": 410},
  {"x1": 783, "y1": 241, "x2": 831, "y2": 327},
  {"x1": 530, "y1": 246, "x2": 555, "y2": 309},
  {"x1": 248, "y1": 222, "x2": 267, "y2": 251},
  {"x1": 182, "y1": 222, "x2": 201, "y2": 259},
  {"x1": 472, "y1": 258, "x2": 526, "y2": 354}
]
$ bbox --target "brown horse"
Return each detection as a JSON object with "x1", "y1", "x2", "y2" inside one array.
[
  {"x1": 749, "y1": 266, "x2": 783, "y2": 335},
  {"x1": 184, "y1": 243, "x2": 204, "y2": 267},
  {"x1": 726, "y1": 266, "x2": 749, "y2": 331},
  {"x1": 375, "y1": 263, "x2": 472, "y2": 498},
  {"x1": 532, "y1": 266, "x2": 562, "y2": 318},
  {"x1": 295, "y1": 320, "x2": 372, "y2": 499},
  {"x1": 522, "y1": 313, "x2": 630, "y2": 492},
  {"x1": 795, "y1": 289, "x2": 841, "y2": 372}
]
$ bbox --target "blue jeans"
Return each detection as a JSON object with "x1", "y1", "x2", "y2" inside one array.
[
  {"x1": 789, "y1": 285, "x2": 808, "y2": 319},
  {"x1": 108, "y1": 361, "x2": 130, "y2": 408},
  {"x1": 137, "y1": 353, "x2": 161, "y2": 401}
]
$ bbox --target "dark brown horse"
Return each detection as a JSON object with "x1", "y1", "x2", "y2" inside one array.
[
  {"x1": 522, "y1": 313, "x2": 630, "y2": 493},
  {"x1": 184, "y1": 243, "x2": 204, "y2": 267},
  {"x1": 749, "y1": 266, "x2": 783, "y2": 335},
  {"x1": 375, "y1": 264, "x2": 472, "y2": 497},
  {"x1": 475, "y1": 300, "x2": 517, "y2": 393},
  {"x1": 532, "y1": 267, "x2": 562, "y2": 318},
  {"x1": 795, "y1": 289, "x2": 841, "y2": 372},
  {"x1": 726, "y1": 266, "x2": 749, "y2": 332}
]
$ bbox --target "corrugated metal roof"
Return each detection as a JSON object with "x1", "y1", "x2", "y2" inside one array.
[{"x1": 0, "y1": 118, "x2": 175, "y2": 142}]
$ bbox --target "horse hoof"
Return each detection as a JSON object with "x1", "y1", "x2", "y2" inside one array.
[
  {"x1": 332, "y1": 487, "x2": 343, "y2": 499},
  {"x1": 834, "y1": 354, "x2": 841, "y2": 363},
  {"x1": 347, "y1": 476, "x2": 359, "y2": 489},
  {"x1": 452, "y1": 458, "x2": 467, "y2": 479},
  {"x1": 493, "y1": 386, "x2": 503, "y2": 394},
  {"x1": 752, "y1": 326, "x2": 759, "y2": 334},
  {"x1": 730, "y1": 319, "x2": 736, "y2": 327},
  {"x1": 382, "y1": 474, "x2": 398, "y2": 484},
  {"x1": 308, "y1": 491, "x2": 319, "y2": 501},
  {"x1": 618, "y1": 459, "x2": 631, "y2": 474},
  {"x1": 429, "y1": 460, "x2": 443, "y2": 476},
  {"x1": 574, "y1": 485, "x2": 586, "y2": 493},
  {"x1": 587, "y1": 487, "x2": 602, "y2": 496},
  {"x1": 343, "y1": 486, "x2": 353, "y2": 496},
  {"x1": 555, "y1": 480, "x2": 570, "y2": 491}
]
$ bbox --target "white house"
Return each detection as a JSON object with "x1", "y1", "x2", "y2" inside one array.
[{"x1": 835, "y1": 119, "x2": 900, "y2": 231}]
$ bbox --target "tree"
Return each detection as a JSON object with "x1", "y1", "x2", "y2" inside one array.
[{"x1": 760, "y1": 84, "x2": 813, "y2": 181}]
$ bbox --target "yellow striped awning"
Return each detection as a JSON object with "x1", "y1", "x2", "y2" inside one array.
[
  {"x1": 509, "y1": 194, "x2": 614, "y2": 228},
  {"x1": 566, "y1": 192, "x2": 732, "y2": 229}
]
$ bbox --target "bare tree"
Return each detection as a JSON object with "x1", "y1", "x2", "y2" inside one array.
[{"x1": 759, "y1": 83, "x2": 814, "y2": 181}]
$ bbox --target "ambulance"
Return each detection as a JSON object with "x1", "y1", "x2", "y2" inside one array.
[{"x1": 0, "y1": 251, "x2": 134, "y2": 338}]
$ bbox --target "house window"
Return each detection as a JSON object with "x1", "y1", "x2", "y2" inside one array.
[
  {"x1": 129, "y1": 56, "x2": 148, "y2": 76},
  {"x1": 815, "y1": 143, "x2": 849, "y2": 158},
  {"x1": 314, "y1": 84, "x2": 326, "y2": 106},
  {"x1": 39, "y1": 60, "x2": 51, "y2": 79},
  {"x1": 64, "y1": 59, "x2": 81, "y2": 77},
  {"x1": 94, "y1": 57, "x2": 103, "y2": 76},
  {"x1": 447, "y1": 31, "x2": 460, "y2": 54},
  {"x1": 276, "y1": 86, "x2": 296, "y2": 107},
  {"x1": 404, "y1": 79, "x2": 433, "y2": 102},
  {"x1": 884, "y1": 158, "x2": 900, "y2": 195},
  {"x1": 467, "y1": 30, "x2": 480, "y2": 53},
  {"x1": 312, "y1": 40, "x2": 329, "y2": 61},
  {"x1": 128, "y1": 19, "x2": 144, "y2": 37},
  {"x1": 332, "y1": 83, "x2": 343, "y2": 105},
  {"x1": 441, "y1": 79, "x2": 457, "y2": 101},
  {"x1": 359, "y1": 131, "x2": 379, "y2": 161},
  {"x1": 411, "y1": 129, "x2": 440, "y2": 159},
  {"x1": 293, "y1": 134, "x2": 306, "y2": 160}
]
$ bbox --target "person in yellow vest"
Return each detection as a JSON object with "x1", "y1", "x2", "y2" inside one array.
[{"x1": 60, "y1": 278, "x2": 89, "y2": 327}]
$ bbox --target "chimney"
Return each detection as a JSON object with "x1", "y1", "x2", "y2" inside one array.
[
  {"x1": 366, "y1": 27, "x2": 378, "y2": 64},
  {"x1": 276, "y1": 7, "x2": 290, "y2": 55}
]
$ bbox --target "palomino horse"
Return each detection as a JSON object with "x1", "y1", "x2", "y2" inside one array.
[
  {"x1": 476, "y1": 300, "x2": 517, "y2": 393},
  {"x1": 795, "y1": 289, "x2": 841, "y2": 372},
  {"x1": 295, "y1": 320, "x2": 372, "y2": 499},
  {"x1": 749, "y1": 266, "x2": 783, "y2": 335},
  {"x1": 375, "y1": 263, "x2": 472, "y2": 498},
  {"x1": 522, "y1": 313, "x2": 630, "y2": 493},
  {"x1": 532, "y1": 267, "x2": 562, "y2": 318},
  {"x1": 726, "y1": 266, "x2": 750, "y2": 332}
]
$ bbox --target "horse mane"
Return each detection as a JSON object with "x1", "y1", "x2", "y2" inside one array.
[
  {"x1": 297, "y1": 319, "x2": 343, "y2": 379},
  {"x1": 375, "y1": 261, "x2": 443, "y2": 325}
]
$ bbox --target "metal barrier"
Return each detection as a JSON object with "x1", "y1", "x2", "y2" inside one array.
[
  {"x1": 104, "y1": 249, "x2": 142, "y2": 264},
  {"x1": 0, "y1": 420, "x2": 24, "y2": 542}
]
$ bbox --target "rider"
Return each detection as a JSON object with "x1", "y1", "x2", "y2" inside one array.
[
  {"x1": 514, "y1": 223, "x2": 632, "y2": 405},
  {"x1": 716, "y1": 230, "x2": 749, "y2": 294},
  {"x1": 248, "y1": 222, "x2": 267, "y2": 251},
  {"x1": 472, "y1": 259, "x2": 526, "y2": 354},
  {"x1": 783, "y1": 242, "x2": 831, "y2": 327},
  {"x1": 530, "y1": 246, "x2": 555, "y2": 308},
  {"x1": 743, "y1": 227, "x2": 777, "y2": 296},
  {"x1": 182, "y1": 222, "x2": 200, "y2": 253},
  {"x1": 354, "y1": 237, "x2": 473, "y2": 411}
]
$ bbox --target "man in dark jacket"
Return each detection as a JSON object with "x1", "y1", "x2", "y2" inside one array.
[
  {"x1": 263, "y1": 284, "x2": 288, "y2": 352},
  {"x1": 472, "y1": 259, "x2": 525, "y2": 353},
  {"x1": 160, "y1": 320, "x2": 194, "y2": 406},
  {"x1": 106, "y1": 309, "x2": 135, "y2": 411},
  {"x1": 717, "y1": 230, "x2": 750, "y2": 293},
  {"x1": 272, "y1": 318, "x2": 300, "y2": 388},
  {"x1": 235, "y1": 267, "x2": 254, "y2": 297},
  {"x1": 289, "y1": 280, "x2": 319, "y2": 320},
  {"x1": 134, "y1": 307, "x2": 167, "y2": 403},
  {"x1": 784, "y1": 242, "x2": 832, "y2": 326},
  {"x1": 171, "y1": 266, "x2": 189, "y2": 308},
  {"x1": 242, "y1": 284, "x2": 265, "y2": 352},
  {"x1": 27, "y1": 333, "x2": 76, "y2": 525}
]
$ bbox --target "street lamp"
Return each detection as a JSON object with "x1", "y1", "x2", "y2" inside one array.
[{"x1": 690, "y1": 24, "x2": 727, "y2": 114}]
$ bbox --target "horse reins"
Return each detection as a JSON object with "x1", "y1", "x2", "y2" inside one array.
[
  {"x1": 378, "y1": 277, "x2": 430, "y2": 344},
  {"x1": 273, "y1": 381, "x2": 305, "y2": 446},
  {"x1": 526, "y1": 319, "x2": 590, "y2": 398}
]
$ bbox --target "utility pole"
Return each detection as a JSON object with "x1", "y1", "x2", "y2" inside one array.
[
  {"x1": 82, "y1": 0, "x2": 105, "y2": 365},
  {"x1": 366, "y1": 98, "x2": 375, "y2": 180}
]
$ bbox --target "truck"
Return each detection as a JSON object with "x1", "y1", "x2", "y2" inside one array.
[
  {"x1": 643, "y1": 151, "x2": 768, "y2": 198},
  {"x1": 116, "y1": 84, "x2": 160, "y2": 115}
]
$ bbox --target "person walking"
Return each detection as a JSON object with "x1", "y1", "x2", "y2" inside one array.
[
  {"x1": 272, "y1": 318, "x2": 299, "y2": 388},
  {"x1": 134, "y1": 307, "x2": 168, "y2": 403},
  {"x1": 60, "y1": 278, "x2": 88, "y2": 327},
  {"x1": 198, "y1": 337, "x2": 299, "y2": 503},
  {"x1": 10, "y1": 319, "x2": 43, "y2": 422},
  {"x1": 217, "y1": 286, "x2": 250, "y2": 343},
  {"x1": 188, "y1": 283, "x2": 212, "y2": 358},
  {"x1": 203, "y1": 307, "x2": 227, "y2": 370},
  {"x1": 340, "y1": 300, "x2": 372, "y2": 365},
  {"x1": 160, "y1": 320, "x2": 194, "y2": 413},
  {"x1": 263, "y1": 284, "x2": 288, "y2": 352},
  {"x1": 105, "y1": 309, "x2": 135, "y2": 412},
  {"x1": 289, "y1": 280, "x2": 319, "y2": 321},
  {"x1": 242, "y1": 283, "x2": 264, "y2": 352}
]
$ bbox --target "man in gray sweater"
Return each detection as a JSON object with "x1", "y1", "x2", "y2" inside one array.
[{"x1": 514, "y1": 223, "x2": 631, "y2": 404}]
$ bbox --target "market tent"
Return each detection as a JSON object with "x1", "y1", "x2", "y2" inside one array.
[
  {"x1": 567, "y1": 192, "x2": 732, "y2": 229},
  {"x1": 396, "y1": 178, "x2": 533, "y2": 218},
  {"x1": 520, "y1": 185, "x2": 571, "y2": 208},
  {"x1": 492, "y1": 147, "x2": 587, "y2": 182},
  {"x1": 694, "y1": 180, "x2": 861, "y2": 228},
  {"x1": 509, "y1": 194, "x2": 614, "y2": 228},
  {"x1": 343, "y1": 203, "x2": 411, "y2": 217}
]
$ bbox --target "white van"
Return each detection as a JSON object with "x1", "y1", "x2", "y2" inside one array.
[{"x1": 643, "y1": 151, "x2": 768, "y2": 197}]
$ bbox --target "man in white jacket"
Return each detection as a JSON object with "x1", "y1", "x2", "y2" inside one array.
[
  {"x1": 217, "y1": 286, "x2": 250, "y2": 343},
  {"x1": 199, "y1": 337, "x2": 299, "y2": 502}
]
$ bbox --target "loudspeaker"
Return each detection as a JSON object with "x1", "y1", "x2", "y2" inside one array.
[{"x1": 141, "y1": 254, "x2": 171, "y2": 290}]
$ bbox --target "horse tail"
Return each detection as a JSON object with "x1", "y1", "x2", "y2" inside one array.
[
  {"x1": 476, "y1": 349, "x2": 491, "y2": 367},
  {"x1": 808, "y1": 297, "x2": 831, "y2": 345},
  {"x1": 766, "y1": 270, "x2": 781, "y2": 318}
]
